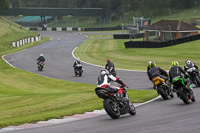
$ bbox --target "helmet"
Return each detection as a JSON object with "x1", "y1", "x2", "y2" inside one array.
[
  {"x1": 76, "y1": 58, "x2": 80, "y2": 61},
  {"x1": 107, "y1": 59, "x2": 110, "y2": 62},
  {"x1": 40, "y1": 54, "x2": 43, "y2": 57},
  {"x1": 185, "y1": 59, "x2": 191, "y2": 64},
  {"x1": 149, "y1": 62, "x2": 156, "y2": 68},
  {"x1": 100, "y1": 69, "x2": 109, "y2": 75},
  {"x1": 148, "y1": 61, "x2": 153, "y2": 65},
  {"x1": 171, "y1": 61, "x2": 179, "y2": 66}
]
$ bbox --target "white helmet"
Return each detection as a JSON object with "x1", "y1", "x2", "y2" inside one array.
[
  {"x1": 148, "y1": 61, "x2": 153, "y2": 65},
  {"x1": 185, "y1": 59, "x2": 191, "y2": 64},
  {"x1": 40, "y1": 54, "x2": 43, "y2": 57},
  {"x1": 76, "y1": 58, "x2": 80, "y2": 61},
  {"x1": 100, "y1": 69, "x2": 109, "y2": 75}
]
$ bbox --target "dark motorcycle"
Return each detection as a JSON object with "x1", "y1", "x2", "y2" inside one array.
[
  {"x1": 186, "y1": 67, "x2": 200, "y2": 87},
  {"x1": 152, "y1": 77, "x2": 174, "y2": 100},
  {"x1": 74, "y1": 64, "x2": 83, "y2": 77},
  {"x1": 95, "y1": 86, "x2": 136, "y2": 119},
  {"x1": 37, "y1": 61, "x2": 44, "y2": 71},
  {"x1": 172, "y1": 77, "x2": 195, "y2": 104}
]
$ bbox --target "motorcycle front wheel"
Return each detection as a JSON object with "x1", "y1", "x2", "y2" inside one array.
[
  {"x1": 103, "y1": 99, "x2": 120, "y2": 119},
  {"x1": 129, "y1": 101, "x2": 136, "y2": 115}
]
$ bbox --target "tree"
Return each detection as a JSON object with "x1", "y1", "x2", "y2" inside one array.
[{"x1": 0, "y1": 0, "x2": 9, "y2": 14}]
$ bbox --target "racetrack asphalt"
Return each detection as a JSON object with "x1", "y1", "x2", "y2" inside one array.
[{"x1": 2, "y1": 31, "x2": 200, "y2": 133}]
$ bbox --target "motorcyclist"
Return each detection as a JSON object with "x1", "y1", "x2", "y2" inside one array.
[
  {"x1": 73, "y1": 58, "x2": 83, "y2": 76},
  {"x1": 169, "y1": 61, "x2": 193, "y2": 94},
  {"x1": 184, "y1": 59, "x2": 200, "y2": 76},
  {"x1": 147, "y1": 61, "x2": 153, "y2": 72},
  {"x1": 37, "y1": 54, "x2": 45, "y2": 65},
  {"x1": 147, "y1": 62, "x2": 168, "y2": 81},
  {"x1": 97, "y1": 69, "x2": 126, "y2": 102},
  {"x1": 105, "y1": 59, "x2": 116, "y2": 76}
]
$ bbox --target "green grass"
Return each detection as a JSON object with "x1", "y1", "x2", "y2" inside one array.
[
  {"x1": 0, "y1": 18, "x2": 158, "y2": 128},
  {"x1": 74, "y1": 34, "x2": 200, "y2": 71}
]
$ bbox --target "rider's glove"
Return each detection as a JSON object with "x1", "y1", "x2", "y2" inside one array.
[{"x1": 122, "y1": 83, "x2": 126, "y2": 87}]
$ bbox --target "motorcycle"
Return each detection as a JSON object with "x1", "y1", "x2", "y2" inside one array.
[
  {"x1": 186, "y1": 67, "x2": 200, "y2": 87},
  {"x1": 74, "y1": 64, "x2": 83, "y2": 77},
  {"x1": 95, "y1": 86, "x2": 136, "y2": 119},
  {"x1": 37, "y1": 61, "x2": 44, "y2": 71},
  {"x1": 172, "y1": 77, "x2": 195, "y2": 104},
  {"x1": 152, "y1": 77, "x2": 174, "y2": 100}
]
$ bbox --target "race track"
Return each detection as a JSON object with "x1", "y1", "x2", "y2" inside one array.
[{"x1": 3, "y1": 31, "x2": 200, "y2": 133}]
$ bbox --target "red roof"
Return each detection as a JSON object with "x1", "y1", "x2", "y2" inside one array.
[{"x1": 145, "y1": 20, "x2": 200, "y2": 32}]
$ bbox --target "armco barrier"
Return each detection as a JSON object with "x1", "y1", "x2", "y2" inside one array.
[
  {"x1": 113, "y1": 32, "x2": 156, "y2": 39},
  {"x1": 124, "y1": 34, "x2": 200, "y2": 48},
  {"x1": 29, "y1": 27, "x2": 121, "y2": 31},
  {"x1": 10, "y1": 35, "x2": 41, "y2": 47}
]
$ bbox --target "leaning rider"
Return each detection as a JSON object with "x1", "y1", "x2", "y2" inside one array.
[
  {"x1": 97, "y1": 69, "x2": 126, "y2": 102},
  {"x1": 169, "y1": 61, "x2": 193, "y2": 94},
  {"x1": 37, "y1": 54, "x2": 45, "y2": 65},
  {"x1": 184, "y1": 59, "x2": 200, "y2": 77},
  {"x1": 73, "y1": 58, "x2": 82, "y2": 76},
  {"x1": 147, "y1": 61, "x2": 168, "y2": 82}
]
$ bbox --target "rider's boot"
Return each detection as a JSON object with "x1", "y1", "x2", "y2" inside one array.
[{"x1": 186, "y1": 84, "x2": 193, "y2": 95}]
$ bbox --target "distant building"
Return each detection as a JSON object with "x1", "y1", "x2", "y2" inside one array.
[{"x1": 144, "y1": 20, "x2": 200, "y2": 41}]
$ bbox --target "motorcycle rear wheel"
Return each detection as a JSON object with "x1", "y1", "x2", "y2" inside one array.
[
  {"x1": 191, "y1": 95, "x2": 196, "y2": 102},
  {"x1": 177, "y1": 89, "x2": 189, "y2": 104},
  {"x1": 103, "y1": 99, "x2": 120, "y2": 119},
  {"x1": 194, "y1": 76, "x2": 200, "y2": 87},
  {"x1": 158, "y1": 86, "x2": 168, "y2": 100}
]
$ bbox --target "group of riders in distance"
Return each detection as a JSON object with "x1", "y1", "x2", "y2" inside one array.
[{"x1": 36, "y1": 54, "x2": 198, "y2": 119}]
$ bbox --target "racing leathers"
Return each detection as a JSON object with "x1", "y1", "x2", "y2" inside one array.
[
  {"x1": 105, "y1": 60, "x2": 116, "y2": 76},
  {"x1": 73, "y1": 60, "x2": 82, "y2": 75},
  {"x1": 37, "y1": 56, "x2": 45, "y2": 65},
  {"x1": 147, "y1": 66, "x2": 168, "y2": 81},
  {"x1": 169, "y1": 65, "x2": 192, "y2": 94},
  {"x1": 97, "y1": 73, "x2": 126, "y2": 101},
  {"x1": 184, "y1": 62, "x2": 200, "y2": 77}
]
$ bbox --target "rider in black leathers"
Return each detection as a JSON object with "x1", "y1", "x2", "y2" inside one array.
[
  {"x1": 97, "y1": 69, "x2": 126, "y2": 101},
  {"x1": 37, "y1": 54, "x2": 45, "y2": 65},
  {"x1": 73, "y1": 58, "x2": 82, "y2": 76},
  {"x1": 169, "y1": 61, "x2": 193, "y2": 94},
  {"x1": 147, "y1": 62, "x2": 168, "y2": 81},
  {"x1": 105, "y1": 59, "x2": 116, "y2": 76}
]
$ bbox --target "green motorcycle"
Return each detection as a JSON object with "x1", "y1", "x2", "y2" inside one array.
[{"x1": 172, "y1": 77, "x2": 195, "y2": 104}]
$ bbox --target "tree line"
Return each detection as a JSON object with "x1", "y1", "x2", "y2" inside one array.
[{"x1": 2, "y1": 0, "x2": 200, "y2": 17}]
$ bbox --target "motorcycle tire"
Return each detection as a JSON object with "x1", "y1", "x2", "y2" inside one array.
[
  {"x1": 79, "y1": 72, "x2": 82, "y2": 77},
  {"x1": 177, "y1": 89, "x2": 189, "y2": 104},
  {"x1": 170, "y1": 93, "x2": 174, "y2": 98},
  {"x1": 194, "y1": 76, "x2": 200, "y2": 87},
  {"x1": 191, "y1": 95, "x2": 196, "y2": 102},
  {"x1": 129, "y1": 101, "x2": 136, "y2": 115},
  {"x1": 103, "y1": 99, "x2": 120, "y2": 119},
  {"x1": 158, "y1": 86, "x2": 168, "y2": 100}
]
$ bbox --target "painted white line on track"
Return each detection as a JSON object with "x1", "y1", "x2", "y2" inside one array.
[{"x1": 2, "y1": 49, "x2": 28, "y2": 69}]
